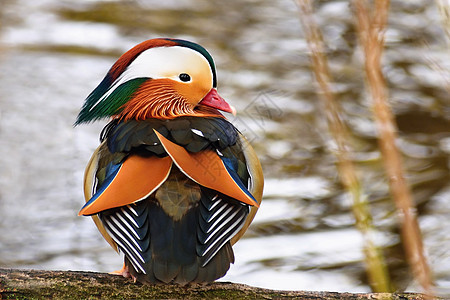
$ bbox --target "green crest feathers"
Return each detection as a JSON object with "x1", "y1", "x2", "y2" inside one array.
[{"x1": 75, "y1": 78, "x2": 148, "y2": 125}]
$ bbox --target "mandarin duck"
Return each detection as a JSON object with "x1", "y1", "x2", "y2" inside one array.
[{"x1": 76, "y1": 38, "x2": 264, "y2": 284}]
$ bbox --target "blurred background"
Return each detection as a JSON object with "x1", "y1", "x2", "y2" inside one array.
[{"x1": 0, "y1": 0, "x2": 449, "y2": 295}]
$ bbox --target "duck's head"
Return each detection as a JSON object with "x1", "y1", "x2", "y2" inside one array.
[{"x1": 75, "y1": 38, "x2": 235, "y2": 124}]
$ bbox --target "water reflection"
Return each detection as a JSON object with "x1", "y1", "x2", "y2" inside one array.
[{"x1": 0, "y1": 0, "x2": 448, "y2": 294}]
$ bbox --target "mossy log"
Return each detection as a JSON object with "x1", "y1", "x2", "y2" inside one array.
[{"x1": 0, "y1": 268, "x2": 438, "y2": 299}]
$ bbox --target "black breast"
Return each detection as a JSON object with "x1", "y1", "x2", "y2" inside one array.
[{"x1": 101, "y1": 117, "x2": 238, "y2": 156}]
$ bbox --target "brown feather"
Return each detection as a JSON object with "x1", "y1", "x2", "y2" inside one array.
[
  {"x1": 83, "y1": 142, "x2": 118, "y2": 252},
  {"x1": 231, "y1": 133, "x2": 264, "y2": 245}
]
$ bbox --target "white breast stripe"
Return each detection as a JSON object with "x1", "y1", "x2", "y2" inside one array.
[
  {"x1": 104, "y1": 225, "x2": 146, "y2": 274},
  {"x1": 127, "y1": 205, "x2": 139, "y2": 216},
  {"x1": 116, "y1": 211, "x2": 140, "y2": 239},
  {"x1": 105, "y1": 218, "x2": 145, "y2": 263},
  {"x1": 201, "y1": 216, "x2": 246, "y2": 266},
  {"x1": 110, "y1": 215, "x2": 142, "y2": 251},
  {"x1": 120, "y1": 207, "x2": 139, "y2": 227},
  {"x1": 207, "y1": 202, "x2": 229, "y2": 222},
  {"x1": 205, "y1": 209, "x2": 240, "y2": 241},
  {"x1": 206, "y1": 206, "x2": 234, "y2": 234},
  {"x1": 208, "y1": 197, "x2": 222, "y2": 211}
]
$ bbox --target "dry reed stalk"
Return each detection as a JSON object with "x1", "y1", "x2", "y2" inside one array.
[
  {"x1": 353, "y1": 0, "x2": 434, "y2": 296},
  {"x1": 296, "y1": 0, "x2": 391, "y2": 292},
  {"x1": 434, "y1": 0, "x2": 450, "y2": 93},
  {"x1": 436, "y1": 0, "x2": 450, "y2": 43}
]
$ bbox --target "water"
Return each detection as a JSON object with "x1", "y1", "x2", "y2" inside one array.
[{"x1": 0, "y1": 0, "x2": 449, "y2": 294}]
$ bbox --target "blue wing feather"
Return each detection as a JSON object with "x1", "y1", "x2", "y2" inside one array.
[
  {"x1": 80, "y1": 162, "x2": 122, "y2": 215},
  {"x1": 220, "y1": 156, "x2": 258, "y2": 206}
]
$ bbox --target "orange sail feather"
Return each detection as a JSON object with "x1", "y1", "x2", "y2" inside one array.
[
  {"x1": 79, "y1": 155, "x2": 172, "y2": 216},
  {"x1": 154, "y1": 130, "x2": 259, "y2": 207}
]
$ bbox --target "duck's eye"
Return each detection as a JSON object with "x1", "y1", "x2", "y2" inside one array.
[{"x1": 179, "y1": 73, "x2": 191, "y2": 82}]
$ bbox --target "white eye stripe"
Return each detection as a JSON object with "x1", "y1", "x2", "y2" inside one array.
[
  {"x1": 123, "y1": 46, "x2": 211, "y2": 85},
  {"x1": 89, "y1": 46, "x2": 213, "y2": 111}
]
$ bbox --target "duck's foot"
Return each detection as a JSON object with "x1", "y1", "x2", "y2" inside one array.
[{"x1": 109, "y1": 263, "x2": 131, "y2": 278}]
